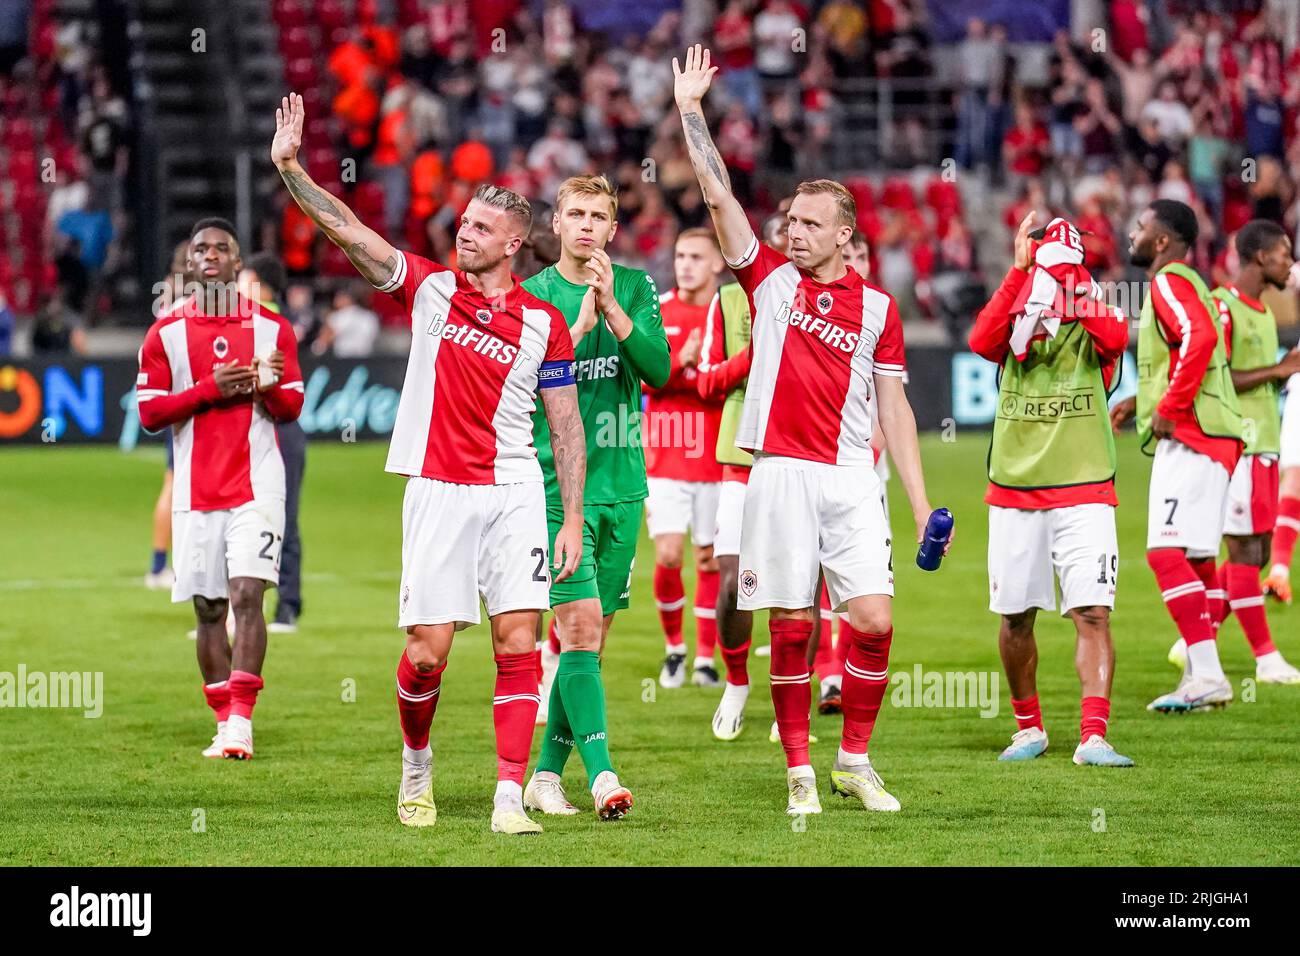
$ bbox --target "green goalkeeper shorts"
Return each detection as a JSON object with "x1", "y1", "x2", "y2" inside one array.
[{"x1": 546, "y1": 499, "x2": 643, "y2": 616}]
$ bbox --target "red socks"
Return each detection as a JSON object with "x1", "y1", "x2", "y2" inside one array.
[
  {"x1": 1271, "y1": 496, "x2": 1300, "y2": 570},
  {"x1": 227, "y1": 670, "x2": 264, "y2": 720},
  {"x1": 1011, "y1": 694, "x2": 1043, "y2": 732},
  {"x1": 1223, "y1": 562, "x2": 1276, "y2": 657},
  {"x1": 1080, "y1": 696, "x2": 1110, "y2": 741},
  {"x1": 493, "y1": 652, "x2": 540, "y2": 785},
  {"x1": 694, "y1": 569, "x2": 719, "y2": 660},
  {"x1": 720, "y1": 638, "x2": 751, "y2": 686},
  {"x1": 546, "y1": 617, "x2": 561, "y2": 655},
  {"x1": 1192, "y1": 559, "x2": 1227, "y2": 631},
  {"x1": 202, "y1": 680, "x2": 231, "y2": 723},
  {"x1": 840, "y1": 625, "x2": 891, "y2": 755},
  {"x1": 654, "y1": 563, "x2": 685, "y2": 649},
  {"x1": 769, "y1": 619, "x2": 814, "y2": 767},
  {"x1": 396, "y1": 651, "x2": 444, "y2": 750},
  {"x1": 1147, "y1": 548, "x2": 1214, "y2": 646},
  {"x1": 1013, "y1": 692, "x2": 1113, "y2": 742}
]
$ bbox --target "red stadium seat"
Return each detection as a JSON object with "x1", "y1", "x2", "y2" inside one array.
[
  {"x1": 285, "y1": 57, "x2": 319, "y2": 90},
  {"x1": 318, "y1": 0, "x2": 348, "y2": 33},
  {"x1": 280, "y1": 26, "x2": 314, "y2": 61},
  {"x1": 273, "y1": 0, "x2": 308, "y2": 28},
  {"x1": 879, "y1": 177, "x2": 917, "y2": 211}
]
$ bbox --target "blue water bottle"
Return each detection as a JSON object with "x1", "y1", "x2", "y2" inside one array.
[{"x1": 915, "y1": 508, "x2": 954, "y2": 571}]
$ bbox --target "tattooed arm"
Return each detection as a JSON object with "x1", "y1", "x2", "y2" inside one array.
[
  {"x1": 540, "y1": 383, "x2": 586, "y2": 582},
  {"x1": 673, "y1": 45, "x2": 755, "y2": 264},
  {"x1": 271, "y1": 93, "x2": 401, "y2": 288}
]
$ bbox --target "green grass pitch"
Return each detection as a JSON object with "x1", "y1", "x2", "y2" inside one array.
[{"x1": 2, "y1": 434, "x2": 1298, "y2": 866}]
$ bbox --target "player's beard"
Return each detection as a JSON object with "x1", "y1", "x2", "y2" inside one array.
[
  {"x1": 1128, "y1": 244, "x2": 1154, "y2": 269},
  {"x1": 459, "y1": 247, "x2": 506, "y2": 276}
]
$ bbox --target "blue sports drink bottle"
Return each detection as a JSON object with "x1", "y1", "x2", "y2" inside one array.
[{"x1": 915, "y1": 508, "x2": 954, "y2": 571}]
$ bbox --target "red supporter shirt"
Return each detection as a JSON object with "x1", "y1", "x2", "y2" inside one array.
[
  {"x1": 644, "y1": 289, "x2": 723, "y2": 482},
  {"x1": 1148, "y1": 264, "x2": 1242, "y2": 473},
  {"x1": 376, "y1": 251, "x2": 575, "y2": 485},
  {"x1": 968, "y1": 267, "x2": 1127, "y2": 510},
  {"x1": 728, "y1": 238, "x2": 906, "y2": 466},
  {"x1": 136, "y1": 295, "x2": 304, "y2": 512}
]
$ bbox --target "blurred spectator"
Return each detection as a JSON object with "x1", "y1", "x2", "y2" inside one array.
[
  {"x1": 316, "y1": 282, "x2": 380, "y2": 358},
  {"x1": 714, "y1": 0, "x2": 761, "y2": 118},
  {"x1": 285, "y1": 284, "x2": 322, "y2": 351},
  {"x1": 0, "y1": 0, "x2": 27, "y2": 76},
  {"x1": 55, "y1": 237, "x2": 91, "y2": 314},
  {"x1": 1244, "y1": 77, "x2": 1285, "y2": 160},
  {"x1": 753, "y1": 0, "x2": 803, "y2": 88},
  {"x1": 1003, "y1": 102, "x2": 1050, "y2": 180},
  {"x1": 955, "y1": 18, "x2": 1005, "y2": 170},
  {"x1": 527, "y1": 119, "x2": 590, "y2": 198},
  {"x1": 1112, "y1": 46, "x2": 1157, "y2": 125},
  {"x1": 31, "y1": 290, "x2": 88, "y2": 355},
  {"x1": 1141, "y1": 80, "x2": 1194, "y2": 145},
  {"x1": 0, "y1": 291, "x2": 14, "y2": 356},
  {"x1": 817, "y1": 0, "x2": 869, "y2": 76}
]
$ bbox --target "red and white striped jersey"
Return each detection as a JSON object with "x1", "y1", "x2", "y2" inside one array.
[
  {"x1": 728, "y1": 238, "x2": 906, "y2": 466},
  {"x1": 644, "y1": 289, "x2": 723, "y2": 482},
  {"x1": 377, "y1": 251, "x2": 575, "y2": 485},
  {"x1": 136, "y1": 295, "x2": 304, "y2": 512}
]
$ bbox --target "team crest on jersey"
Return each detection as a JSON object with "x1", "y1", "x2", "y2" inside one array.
[
  {"x1": 740, "y1": 569, "x2": 758, "y2": 597},
  {"x1": 476, "y1": 308, "x2": 492, "y2": 324},
  {"x1": 212, "y1": 336, "x2": 229, "y2": 359},
  {"x1": 816, "y1": 291, "x2": 833, "y2": 315}
]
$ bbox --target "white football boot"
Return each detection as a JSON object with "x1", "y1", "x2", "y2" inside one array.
[
  {"x1": 786, "y1": 767, "x2": 822, "y2": 815},
  {"x1": 830, "y1": 758, "x2": 901, "y2": 811},
  {"x1": 523, "y1": 771, "x2": 579, "y2": 815},
  {"x1": 222, "y1": 714, "x2": 254, "y2": 759},
  {"x1": 591, "y1": 770, "x2": 633, "y2": 821},
  {"x1": 711, "y1": 682, "x2": 749, "y2": 741},
  {"x1": 1256, "y1": 652, "x2": 1300, "y2": 685},
  {"x1": 997, "y1": 726, "x2": 1048, "y2": 762},
  {"x1": 1167, "y1": 637, "x2": 1187, "y2": 670},
  {"x1": 201, "y1": 722, "x2": 227, "y2": 759},
  {"x1": 1072, "y1": 735, "x2": 1134, "y2": 767},
  {"x1": 1147, "y1": 674, "x2": 1233, "y2": 712},
  {"x1": 397, "y1": 746, "x2": 436, "y2": 827}
]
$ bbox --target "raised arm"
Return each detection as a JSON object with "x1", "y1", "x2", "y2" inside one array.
[
  {"x1": 271, "y1": 93, "x2": 401, "y2": 289},
  {"x1": 673, "y1": 46, "x2": 755, "y2": 264}
]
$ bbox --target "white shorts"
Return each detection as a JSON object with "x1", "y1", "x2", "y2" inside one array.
[
  {"x1": 738, "y1": 455, "x2": 893, "y2": 612},
  {"x1": 988, "y1": 504, "x2": 1117, "y2": 615},
  {"x1": 172, "y1": 498, "x2": 285, "y2": 602},
  {"x1": 1280, "y1": 379, "x2": 1300, "y2": 469},
  {"x1": 398, "y1": 477, "x2": 551, "y2": 630},
  {"x1": 712, "y1": 479, "x2": 747, "y2": 557},
  {"x1": 645, "y1": 477, "x2": 721, "y2": 544},
  {"x1": 1146, "y1": 439, "x2": 1230, "y2": 558}
]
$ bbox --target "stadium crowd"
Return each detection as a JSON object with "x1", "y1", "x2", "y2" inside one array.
[{"x1": 1, "y1": 1, "x2": 1299, "y2": 350}]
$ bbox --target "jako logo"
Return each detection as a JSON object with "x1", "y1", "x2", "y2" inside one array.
[
  {"x1": 49, "y1": 886, "x2": 151, "y2": 936},
  {"x1": 0, "y1": 364, "x2": 104, "y2": 439}
]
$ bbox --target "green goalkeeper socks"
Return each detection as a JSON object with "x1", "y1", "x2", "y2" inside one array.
[
  {"x1": 535, "y1": 670, "x2": 575, "y2": 776},
  {"x1": 557, "y1": 650, "x2": 615, "y2": 782}
]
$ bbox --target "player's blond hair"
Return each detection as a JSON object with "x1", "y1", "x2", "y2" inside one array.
[
  {"x1": 675, "y1": 226, "x2": 720, "y2": 251},
  {"x1": 794, "y1": 179, "x2": 857, "y2": 229},
  {"x1": 473, "y1": 184, "x2": 532, "y2": 233},
  {"x1": 556, "y1": 174, "x2": 619, "y2": 218}
]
